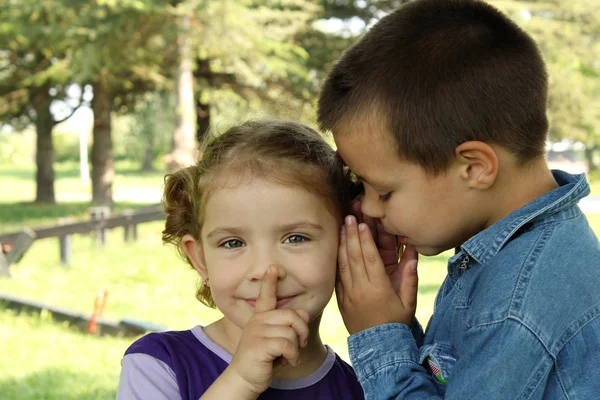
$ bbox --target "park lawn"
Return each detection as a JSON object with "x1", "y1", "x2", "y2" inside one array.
[{"x1": 0, "y1": 308, "x2": 130, "y2": 400}]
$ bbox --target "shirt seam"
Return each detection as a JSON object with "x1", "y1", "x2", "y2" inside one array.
[{"x1": 357, "y1": 359, "x2": 422, "y2": 381}]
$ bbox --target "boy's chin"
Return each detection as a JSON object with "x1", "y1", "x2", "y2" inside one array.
[{"x1": 414, "y1": 245, "x2": 447, "y2": 257}]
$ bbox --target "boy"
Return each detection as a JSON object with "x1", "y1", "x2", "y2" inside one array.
[{"x1": 318, "y1": 0, "x2": 600, "y2": 398}]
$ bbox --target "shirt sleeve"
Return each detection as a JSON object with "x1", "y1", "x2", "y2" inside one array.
[
  {"x1": 117, "y1": 353, "x2": 181, "y2": 400},
  {"x1": 348, "y1": 319, "x2": 552, "y2": 399}
]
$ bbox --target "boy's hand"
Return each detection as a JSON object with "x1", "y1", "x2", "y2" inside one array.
[
  {"x1": 351, "y1": 200, "x2": 404, "y2": 291},
  {"x1": 336, "y1": 215, "x2": 419, "y2": 335},
  {"x1": 227, "y1": 265, "x2": 310, "y2": 396}
]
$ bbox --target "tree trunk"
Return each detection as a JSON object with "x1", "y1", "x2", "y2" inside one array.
[
  {"x1": 167, "y1": 15, "x2": 197, "y2": 172},
  {"x1": 32, "y1": 87, "x2": 56, "y2": 204},
  {"x1": 141, "y1": 136, "x2": 155, "y2": 172},
  {"x1": 91, "y1": 81, "x2": 114, "y2": 206},
  {"x1": 195, "y1": 59, "x2": 211, "y2": 143},
  {"x1": 196, "y1": 96, "x2": 210, "y2": 143}
]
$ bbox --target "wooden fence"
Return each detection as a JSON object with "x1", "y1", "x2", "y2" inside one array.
[{"x1": 0, "y1": 204, "x2": 164, "y2": 277}]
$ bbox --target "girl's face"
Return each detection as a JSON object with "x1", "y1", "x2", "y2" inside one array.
[{"x1": 199, "y1": 177, "x2": 340, "y2": 329}]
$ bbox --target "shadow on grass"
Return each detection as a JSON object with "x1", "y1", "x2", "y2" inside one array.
[
  {"x1": 0, "y1": 201, "x2": 156, "y2": 231},
  {"x1": 0, "y1": 369, "x2": 117, "y2": 400}
]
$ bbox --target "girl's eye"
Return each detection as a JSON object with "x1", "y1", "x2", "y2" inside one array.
[
  {"x1": 284, "y1": 235, "x2": 308, "y2": 244},
  {"x1": 378, "y1": 192, "x2": 392, "y2": 202},
  {"x1": 222, "y1": 239, "x2": 245, "y2": 249}
]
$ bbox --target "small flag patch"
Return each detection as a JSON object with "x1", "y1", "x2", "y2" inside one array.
[{"x1": 428, "y1": 357, "x2": 448, "y2": 384}]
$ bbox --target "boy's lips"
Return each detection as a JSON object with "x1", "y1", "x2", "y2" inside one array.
[{"x1": 244, "y1": 295, "x2": 298, "y2": 309}]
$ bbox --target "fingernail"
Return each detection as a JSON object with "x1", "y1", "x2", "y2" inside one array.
[
  {"x1": 345, "y1": 215, "x2": 355, "y2": 226},
  {"x1": 358, "y1": 223, "x2": 367, "y2": 232}
]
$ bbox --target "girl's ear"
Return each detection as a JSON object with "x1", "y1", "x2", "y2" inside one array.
[{"x1": 182, "y1": 234, "x2": 208, "y2": 280}]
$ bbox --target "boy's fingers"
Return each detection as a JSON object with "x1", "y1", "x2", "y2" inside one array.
[
  {"x1": 351, "y1": 197, "x2": 378, "y2": 242},
  {"x1": 397, "y1": 246, "x2": 419, "y2": 311},
  {"x1": 335, "y1": 278, "x2": 344, "y2": 306},
  {"x1": 357, "y1": 222, "x2": 386, "y2": 281},
  {"x1": 375, "y1": 220, "x2": 397, "y2": 251},
  {"x1": 255, "y1": 265, "x2": 278, "y2": 313},
  {"x1": 344, "y1": 216, "x2": 369, "y2": 283},
  {"x1": 351, "y1": 199, "x2": 363, "y2": 222},
  {"x1": 362, "y1": 214, "x2": 379, "y2": 244},
  {"x1": 337, "y1": 225, "x2": 353, "y2": 289}
]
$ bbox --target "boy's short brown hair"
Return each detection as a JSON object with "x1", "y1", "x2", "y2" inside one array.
[{"x1": 318, "y1": 0, "x2": 549, "y2": 174}]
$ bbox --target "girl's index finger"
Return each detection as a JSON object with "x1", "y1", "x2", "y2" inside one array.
[{"x1": 255, "y1": 265, "x2": 278, "y2": 313}]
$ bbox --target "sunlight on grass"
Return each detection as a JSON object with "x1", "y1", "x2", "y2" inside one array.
[{"x1": 0, "y1": 308, "x2": 128, "y2": 399}]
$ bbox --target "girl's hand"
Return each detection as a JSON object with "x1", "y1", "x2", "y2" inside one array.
[
  {"x1": 227, "y1": 265, "x2": 310, "y2": 396},
  {"x1": 336, "y1": 215, "x2": 419, "y2": 335}
]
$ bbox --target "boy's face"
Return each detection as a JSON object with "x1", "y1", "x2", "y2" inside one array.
[
  {"x1": 200, "y1": 178, "x2": 339, "y2": 331},
  {"x1": 334, "y1": 126, "x2": 483, "y2": 256}
]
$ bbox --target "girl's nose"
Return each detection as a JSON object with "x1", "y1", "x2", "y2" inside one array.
[{"x1": 248, "y1": 248, "x2": 287, "y2": 281}]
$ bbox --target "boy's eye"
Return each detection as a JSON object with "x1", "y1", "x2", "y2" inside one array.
[
  {"x1": 222, "y1": 239, "x2": 245, "y2": 249},
  {"x1": 378, "y1": 192, "x2": 392, "y2": 202},
  {"x1": 283, "y1": 235, "x2": 308, "y2": 244}
]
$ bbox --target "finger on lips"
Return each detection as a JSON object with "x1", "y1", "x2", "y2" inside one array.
[{"x1": 255, "y1": 265, "x2": 278, "y2": 313}]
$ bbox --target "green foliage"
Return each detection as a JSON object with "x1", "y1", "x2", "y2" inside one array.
[
  {"x1": 491, "y1": 0, "x2": 600, "y2": 169},
  {"x1": 0, "y1": 129, "x2": 35, "y2": 164}
]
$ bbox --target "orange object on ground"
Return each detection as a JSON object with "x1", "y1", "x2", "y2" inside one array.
[{"x1": 87, "y1": 288, "x2": 109, "y2": 334}]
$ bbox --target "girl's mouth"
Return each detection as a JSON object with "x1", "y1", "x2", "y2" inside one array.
[{"x1": 244, "y1": 295, "x2": 298, "y2": 309}]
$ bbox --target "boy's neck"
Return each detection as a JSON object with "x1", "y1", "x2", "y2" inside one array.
[
  {"x1": 484, "y1": 158, "x2": 558, "y2": 228},
  {"x1": 206, "y1": 314, "x2": 329, "y2": 380}
]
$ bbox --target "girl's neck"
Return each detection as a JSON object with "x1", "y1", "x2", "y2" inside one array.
[{"x1": 204, "y1": 314, "x2": 329, "y2": 380}]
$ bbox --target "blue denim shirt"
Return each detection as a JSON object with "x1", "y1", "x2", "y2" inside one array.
[{"x1": 348, "y1": 171, "x2": 600, "y2": 399}]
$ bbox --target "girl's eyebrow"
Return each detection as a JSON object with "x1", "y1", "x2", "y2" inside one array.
[
  {"x1": 278, "y1": 221, "x2": 324, "y2": 232},
  {"x1": 205, "y1": 227, "x2": 244, "y2": 240},
  {"x1": 205, "y1": 221, "x2": 323, "y2": 240}
]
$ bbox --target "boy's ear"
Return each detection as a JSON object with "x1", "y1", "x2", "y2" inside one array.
[
  {"x1": 454, "y1": 141, "x2": 498, "y2": 190},
  {"x1": 182, "y1": 234, "x2": 208, "y2": 280}
]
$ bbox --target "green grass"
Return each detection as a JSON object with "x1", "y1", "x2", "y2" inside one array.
[
  {"x1": 590, "y1": 179, "x2": 600, "y2": 196},
  {"x1": 1, "y1": 162, "x2": 599, "y2": 399},
  {"x1": 0, "y1": 308, "x2": 129, "y2": 400}
]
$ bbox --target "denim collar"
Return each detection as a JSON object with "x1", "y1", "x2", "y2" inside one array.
[{"x1": 455, "y1": 170, "x2": 590, "y2": 266}]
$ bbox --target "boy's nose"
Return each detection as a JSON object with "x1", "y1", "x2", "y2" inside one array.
[{"x1": 361, "y1": 190, "x2": 385, "y2": 219}]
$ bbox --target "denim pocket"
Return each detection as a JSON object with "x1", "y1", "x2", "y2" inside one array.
[{"x1": 419, "y1": 343, "x2": 458, "y2": 385}]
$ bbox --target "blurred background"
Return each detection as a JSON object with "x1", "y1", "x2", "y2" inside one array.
[{"x1": 0, "y1": 0, "x2": 598, "y2": 399}]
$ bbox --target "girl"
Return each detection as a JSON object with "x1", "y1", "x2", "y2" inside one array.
[{"x1": 117, "y1": 120, "x2": 364, "y2": 399}]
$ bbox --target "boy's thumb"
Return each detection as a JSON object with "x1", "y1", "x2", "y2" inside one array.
[{"x1": 399, "y1": 259, "x2": 418, "y2": 312}]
